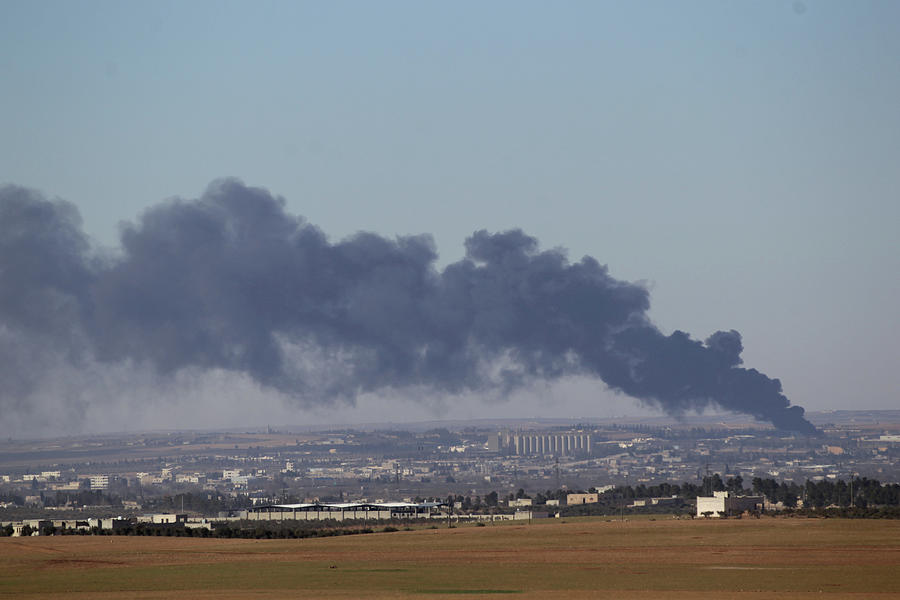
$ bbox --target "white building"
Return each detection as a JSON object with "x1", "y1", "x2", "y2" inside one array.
[
  {"x1": 696, "y1": 491, "x2": 763, "y2": 518},
  {"x1": 89, "y1": 475, "x2": 109, "y2": 490}
]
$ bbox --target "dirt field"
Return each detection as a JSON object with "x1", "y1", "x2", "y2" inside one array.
[{"x1": 2, "y1": 517, "x2": 898, "y2": 599}]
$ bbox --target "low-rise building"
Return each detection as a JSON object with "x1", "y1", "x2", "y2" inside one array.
[
  {"x1": 566, "y1": 493, "x2": 599, "y2": 505},
  {"x1": 90, "y1": 517, "x2": 135, "y2": 531},
  {"x1": 696, "y1": 491, "x2": 763, "y2": 518},
  {"x1": 137, "y1": 513, "x2": 187, "y2": 525}
]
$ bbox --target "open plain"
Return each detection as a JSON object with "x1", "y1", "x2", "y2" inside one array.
[{"x1": 2, "y1": 517, "x2": 898, "y2": 599}]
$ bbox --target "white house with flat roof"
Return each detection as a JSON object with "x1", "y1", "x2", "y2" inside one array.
[{"x1": 696, "y1": 491, "x2": 763, "y2": 518}]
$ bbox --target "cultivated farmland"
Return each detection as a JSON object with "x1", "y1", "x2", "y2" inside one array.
[{"x1": 2, "y1": 517, "x2": 898, "y2": 599}]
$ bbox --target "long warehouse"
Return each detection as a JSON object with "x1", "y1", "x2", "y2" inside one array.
[{"x1": 246, "y1": 501, "x2": 447, "y2": 521}]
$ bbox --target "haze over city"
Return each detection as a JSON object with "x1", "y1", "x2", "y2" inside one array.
[{"x1": 1, "y1": 1, "x2": 898, "y2": 436}]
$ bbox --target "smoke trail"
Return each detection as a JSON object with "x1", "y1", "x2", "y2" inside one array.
[{"x1": 0, "y1": 180, "x2": 818, "y2": 433}]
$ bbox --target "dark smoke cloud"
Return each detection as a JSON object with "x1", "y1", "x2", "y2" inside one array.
[
  {"x1": 0, "y1": 186, "x2": 94, "y2": 415},
  {"x1": 0, "y1": 180, "x2": 818, "y2": 434}
]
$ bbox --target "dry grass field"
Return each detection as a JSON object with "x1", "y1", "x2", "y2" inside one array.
[{"x1": 2, "y1": 517, "x2": 898, "y2": 599}]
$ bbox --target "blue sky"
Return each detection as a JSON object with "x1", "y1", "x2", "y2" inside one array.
[{"x1": 1, "y1": 0, "x2": 897, "y2": 430}]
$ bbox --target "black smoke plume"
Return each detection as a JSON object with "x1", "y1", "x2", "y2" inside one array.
[{"x1": 0, "y1": 180, "x2": 818, "y2": 434}]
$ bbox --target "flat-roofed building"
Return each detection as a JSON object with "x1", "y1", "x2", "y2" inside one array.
[
  {"x1": 509, "y1": 433, "x2": 592, "y2": 456},
  {"x1": 246, "y1": 501, "x2": 446, "y2": 522},
  {"x1": 89, "y1": 475, "x2": 109, "y2": 490},
  {"x1": 696, "y1": 491, "x2": 763, "y2": 518},
  {"x1": 566, "y1": 493, "x2": 599, "y2": 505}
]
